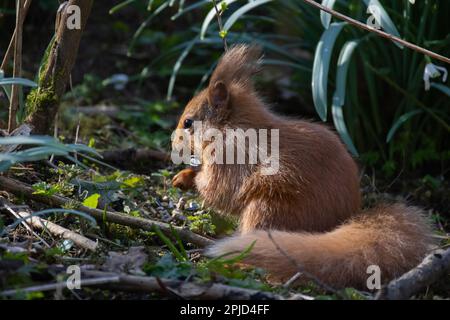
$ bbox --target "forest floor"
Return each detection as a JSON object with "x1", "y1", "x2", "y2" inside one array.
[
  {"x1": 0, "y1": 2, "x2": 449, "y2": 300},
  {"x1": 0, "y1": 104, "x2": 449, "y2": 300}
]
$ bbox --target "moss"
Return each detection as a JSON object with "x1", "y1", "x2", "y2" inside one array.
[{"x1": 25, "y1": 87, "x2": 58, "y2": 116}]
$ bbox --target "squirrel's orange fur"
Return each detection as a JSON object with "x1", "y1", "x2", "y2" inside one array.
[{"x1": 172, "y1": 44, "x2": 434, "y2": 288}]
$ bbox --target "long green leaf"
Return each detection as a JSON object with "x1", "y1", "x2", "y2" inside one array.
[
  {"x1": 430, "y1": 83, "x2": 450, "y2": 97},
  {"x1": 109, "y1": 0, "x2": 138, "y2": 15},
  {"x1": 312, "y1": 22, "x2": 347, "y2": 121},
  {"x1": 153, "y1": 225, "x2": 186, "y2": 262},
  {"x1": 171, "y1": 0, "x2": 209, "y2": 20},
  {"x1": 332, "y1": 40, "x2": 359, "y2": 156},
  {"x1": 166, "y1": 38, "x2": 197, "y2": 100},
  {"x1": 386, "y1": 110, "x2": 423, "y2": 142},
  {"x1": 320, "y1": 0, "x2": 337, "y2": 29},
  {"x1": 0, "y1": 77, "x2": 37, "y2": 87},
  {"x1": 363, "y1": 0, "x2": 403, "y2": 48},
  {"x1": 128, "y1": 1, "x2": 170, "y2": 56},
  {"x1": 223, "y1": 0, "x2": 273, "y2": 34}
]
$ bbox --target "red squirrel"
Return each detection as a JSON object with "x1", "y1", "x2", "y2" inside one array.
[{"x1": 171, "y1": 44, "x2": 433, "y2": 289}]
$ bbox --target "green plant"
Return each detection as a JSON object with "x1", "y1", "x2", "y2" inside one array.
[
  {"x1": 0, "y1": 135, "x2": 101, "y2": 172},
  {"x1": 0, "y1": 70, "x2": 38, "y2": 124},
  {"x1": 122, "y1": 0, "x2": 450, "y2": 175}
]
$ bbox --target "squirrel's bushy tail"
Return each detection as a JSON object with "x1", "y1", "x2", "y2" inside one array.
[{"x1": 205, "y1": 203, "x2": 434, "y2": 288}]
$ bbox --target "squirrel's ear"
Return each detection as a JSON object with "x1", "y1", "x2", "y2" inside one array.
[{"x1": 208, "y1": 81, "x2": 229, "y2": 108}]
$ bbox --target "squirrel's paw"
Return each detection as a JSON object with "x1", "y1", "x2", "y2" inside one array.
[{"x1": 172, "y1": 168, "x2": 196, "y2": 191}]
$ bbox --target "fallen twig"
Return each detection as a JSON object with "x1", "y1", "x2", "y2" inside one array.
[
  {"x1": 376, "y1": 248, "x2": 450, "y2": 300},
  {"x1": 0, "y1": 276, "x2": 120, "y2": 297},
  {"x1": 0, "y1": 197, "x2": 51, "y2": 247},
  {"x1": 15, "y1": 208, "x2": 98, "y2": 252},
  {"x1": 80, "y1": 269, "x2": 283, "y2": 300},
  {"x1": 0, "y1": 176, "x2": 214, "y2": 248}
]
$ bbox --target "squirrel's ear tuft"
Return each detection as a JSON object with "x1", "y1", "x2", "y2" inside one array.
[
  {"x1": 208, "y1": 81, "x2": 229, "y2": 108},
  {"x1": 209, "y1": 44, "x2": 262, "y2": 89}
]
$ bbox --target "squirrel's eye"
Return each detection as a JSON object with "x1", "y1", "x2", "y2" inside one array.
[{"x1": 183, "y1": 118, "x2": 193, "y2": 129}]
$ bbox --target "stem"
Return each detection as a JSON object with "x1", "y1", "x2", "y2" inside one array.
[
  {"x1": 0, "y1": 0, "x2": 32, "y2": 72},
  {"x1": 8, "y1": 0, "x2": 25, "y2": 132},
  {"x1": 211, "y1": 0, "x2": 228, "y2": 51}
]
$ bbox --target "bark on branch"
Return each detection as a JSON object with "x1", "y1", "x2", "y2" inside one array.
[
  {"x1": 25, "y1": 0, "x2": 94, "y2": 134},
  {"x1": 376, "y1": 248, "x2": 450, "y2": 300},
  {"x1": 80, "y1": 269, "x2": 284, "y2": 300}
]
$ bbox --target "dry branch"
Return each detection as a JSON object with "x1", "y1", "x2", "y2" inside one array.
[
  {"x1": 80, "y1": 269, "x2": 283, "y2": 300},
  {"x1": 15, "y1": 209, "x2": 98, "y2": 251},
  {"x1": 0, "y1": 0, "x2": 32, "y2": 72},
  {"x1": 0, "y1": 176, "x2": 214, "y2": 248},
  {"x1": 0, "y1": 276, "x2": 120, "y2": 297},
  {"x1": 0, "y1": 196, "x2": 51, "y2": 247},
  {"x1": 376, "y1": 248, "x2": 450, "y2": 300}
]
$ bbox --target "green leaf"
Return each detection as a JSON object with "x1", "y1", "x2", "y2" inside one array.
[
  {"x1": 128, "y1": 1, "x2": 170, "y2": 55},
  {"x1": 219, "y1": 30, "x2": 228, "y2": 38},
  {"x1": 109, "y1": 0, "x2": 138, "y2": 15},
  {"x1": 153, "y1": 225, "x2": 186, "y2": 262},
  {"x1": 147, "y1": 0, "x2": 155, "y2": 11},
  {"x1": 430, "y1": 83, "x2": 450, "y2": 97},
  {"x1": 332, "y1": 40, "x2": 359, "y2": 156},
  {"x1": 167, "y1": 38, "x2": 197, "y2": 100},
  {"x1": 363, "y1": 0, "x2": 403, "y2": 48},
  {"x1": 171, "y1": 0, "x2": 209, "y2": 20},
  {"x1": 312, "y1": 22, "x2": 347, "y2": 121},
  {"x1": 0, "y1": 77, "x2": 37, "y2": 87},
  {"x1": 223, "y1": 0, "x2": 273, "y2": 34},
  {"x1": 122, "y1": 176, "x2": 143, "y2": 188},
  {"x1": 320, "y1": 0, "x2": 337, "y2": 29},
  {"x1": 82, "y1": 193, "x2": 100, "y2": 209},
  {"x1": 386, "y1": 110, "x2": 423, "y2": 142}
]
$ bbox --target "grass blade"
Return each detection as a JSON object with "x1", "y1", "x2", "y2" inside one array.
[
  {"x1": 332, "y1": 40, "x2": 359, "y2": 156},
  {"x1": 0, "y1": 77, "x2": 37, "y2": 87},
  {"x1": 223, "y1": 0, "x2": 273, "y2": 34},
  {"x1": 171, "y1": 0, "x2": 209, "y2": 20},
  {"x1": 109, "y1": 0, "x2": 138, "y2": 15},
  {"x1": 386, "y1": 110, "x2": 423, "y2": 142},
  {"x1": 312, "y1": 22, "x2": 347, "y2": 121},
  {"x1": 430, "y1": 83, "x2": 450, "y2": 97},
  {"x1": 166, "y1": 38, "x2": 197, "y2": 100},
  {"x1": 153, "y1": 225, "x2": 186, "y2": 262}
]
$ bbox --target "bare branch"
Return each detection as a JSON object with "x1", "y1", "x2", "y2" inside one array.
[{"x1": 376, "y1": 248, "x2": 450, "y2": 300}]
